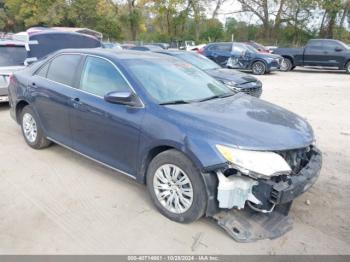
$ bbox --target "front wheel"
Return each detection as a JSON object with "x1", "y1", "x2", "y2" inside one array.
[
  {"x1": 251, "y1": 61, "x2": 266, "y2": 75},
  {"x1": 146, "y1": 149, "x2": 207, "y2": 223},
  {"x1": 346, "y1": 61, "x2": 350, "y2": 74},
  {"x1": 280, "y1": 58, "x2": 293, "y2": 72},
  {"x1": 21, "y1": 106, "x2": 51, "y2": 149}
]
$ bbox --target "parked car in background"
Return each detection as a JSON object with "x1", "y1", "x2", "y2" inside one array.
[
  {"x1": 0, "y1": 40, "x2": 26, "y2": 103},
  {"x1": 0, "y1": 30, "x2": 101, "y2": 103},
  {"x1": 149, "y1": 43, "x2": 169, "y2": 49},
  {"x1": 102, "y1": 42, "x2": 122, "y2": 50},
  {"x1": 25, "y1": 30, "x2": 101, "y2": 64},
  {"x1": 8, "y1": 49, "x2": 322, "y2": 242},
  {"x1": 155, "y1": 50, "x2": 262, "y2": 97},
  {"x1": 273, "y1": 39, "x2": 350, "y2": 73},
  {"x1": 201, "y1": 42, "x2": 283, "y2": 75},
  {"x1": 129, "y1": 45, "x2": 163, "y2": 51},
  {"x1": 246, "y1": 41, "x2": 270, "y2": 53},
  {"x1": 178, "y1": 40, "x2": 206, "y2": 51},
  {"x1": 121, "y1": 43, "x2": 136, "y2": 50}
]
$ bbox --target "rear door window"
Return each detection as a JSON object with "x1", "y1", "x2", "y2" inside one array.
[
  {"x1": 35, "y1": 62, "x2": 50, "y2": 78},
  {"x1": 323, "y1": 41, "x2": 342, "y2": 51},
  {"x1": 307, "y1": 41, "x2": 323, "y2": 50},
  {"x1": 46, "y1": 54, "x2": 82, "y2": 86},
  {"x1": 0, "y1": 46, "x2": 26, "y2": 67}
]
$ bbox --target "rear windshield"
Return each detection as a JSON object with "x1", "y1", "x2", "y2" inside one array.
[{"x1": 0, "y1": 46, "x2": 26, "y2": 66}]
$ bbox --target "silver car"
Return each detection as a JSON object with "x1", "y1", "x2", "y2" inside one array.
[{"x1": 0, "y1": 40, "x2": 26, "y2": 103}]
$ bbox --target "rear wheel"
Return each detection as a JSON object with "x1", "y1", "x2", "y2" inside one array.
[
  {"x1": 346, "y1": 61, "x2": 350, "y2": 74},
  {"x1": 280, "y1": 58, "x2": 293, "y2": 72},
  {"x1": 146, "y1": 149, "x2": 207, "y2": 223},
  {"x1": 251, "y1": 61, "x2": 266, "y2": 75},
  {"x1": 21, "y1": 106, "x2": 51, "y2": 149}
]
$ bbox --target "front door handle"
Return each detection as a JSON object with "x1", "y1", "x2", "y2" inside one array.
[{"x1": 71, "y1": 97, "x2": 81, "y2": 108}]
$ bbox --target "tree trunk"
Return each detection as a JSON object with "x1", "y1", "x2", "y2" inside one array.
[
  {"x1": 212, "y1": 0, "x2": 225, "y2": 19},
  {"x1": 319, "y1": 10, "x2": 327, "y2": 36},
  {"x1": 340, "y1": 1, "x2": 350, "y2": 28},
  {"x1": 128, "y1": 0, "x2": 137, "y2": 41},
  {"x1": 326, "y1": 12, "x2": 336, "y2": 38}
]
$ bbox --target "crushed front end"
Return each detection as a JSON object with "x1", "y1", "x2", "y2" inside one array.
[{"x1": 203, "y1": 145, "x2": 322, "y2": 242}]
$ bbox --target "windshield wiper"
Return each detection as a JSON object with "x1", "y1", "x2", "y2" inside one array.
[
  {"x1": 196, "y1": 93, "x2": 234, "y2": 102},
  {"x1": 159, "y1": 100, "x2": 191, "y2": 105}
]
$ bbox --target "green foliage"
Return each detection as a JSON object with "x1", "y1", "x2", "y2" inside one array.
[
  {"x1": 200, "y1": 19, "x2": 223, "y2": 42},
  {"x1": 0, "y1": 0, "x2": 349, "y2": 45}
]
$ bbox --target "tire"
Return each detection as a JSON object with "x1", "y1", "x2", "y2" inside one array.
[
  {"x1": 251, "y1": 61, "x2": 266, "y2": 75},
  {"x1": 20, "y1": 105, "x2": 51, "y2": 149},
  {"x1": 346, "y1": 61, "x2": 350, "y2": 74},
  {"x1": 280, "y1": 58, "x2": 293, "y2": 72},
  {"x1": 146, "y1": 149, "x2": 207, "y2": 223}
]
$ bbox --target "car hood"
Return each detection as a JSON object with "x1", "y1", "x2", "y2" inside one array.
[
  {"x1": 164, "y1": 94, "x2": 314, "y2": 151},
  {"x1": 205, "y1": 68, "x2": 258, "y2": 84}
]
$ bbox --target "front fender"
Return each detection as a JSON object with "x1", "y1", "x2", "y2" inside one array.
[{"x1": 136, "y1": 136, "x2": 227, "y2": 183}]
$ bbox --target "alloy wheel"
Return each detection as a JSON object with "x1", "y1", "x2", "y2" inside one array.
[
  {"x1": 280, "y1": 59, "x2": 291, "y2": 71},
  {"x1": 22, "y1": 113, "x2": 38, "y2": 143},
  {"x1": 252, "y1": 62, "x2": 265, "y2": 75},
  {"x1": 153, "y1": 164, "x2": 193, "y2": 214}
]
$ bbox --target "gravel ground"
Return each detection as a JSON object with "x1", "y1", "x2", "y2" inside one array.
[{"x1": 0, "y1": 67, "x2": 349, "y2": 254}]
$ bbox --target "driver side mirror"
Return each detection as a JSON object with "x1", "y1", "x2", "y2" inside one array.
[{"x1": 104, "y1": 91, "x2": 141, "y2": 107}]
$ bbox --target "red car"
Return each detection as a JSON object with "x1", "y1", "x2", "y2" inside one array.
[{"x1": 246, "y1": 41, "x2": 271, "y2": 53}]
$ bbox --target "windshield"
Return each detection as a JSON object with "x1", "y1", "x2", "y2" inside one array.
[
  {"x1": 176, "y1": 52, "x2": 221, "y2": 70},
  {"x1": 125, "y1": 58, "x2": 233, "y2": 104},
  {"x1": 0, "y1": 46, "x2": 26, "y2": 66}
]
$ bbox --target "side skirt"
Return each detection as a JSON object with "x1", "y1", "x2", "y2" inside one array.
[{"x1": 47, "y1": 137, "x2": 136, "y2": 180}]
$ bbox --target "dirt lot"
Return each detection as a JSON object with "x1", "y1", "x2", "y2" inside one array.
[{"x1": 0, "y1": 68, "x2": 349, "y2": 254}]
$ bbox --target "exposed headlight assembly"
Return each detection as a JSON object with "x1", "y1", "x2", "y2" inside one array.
[
  {"x1": 216, "y1": 145, "x2": 291, "y2": 179},
  {"x1": 221, "y1": 80, "x2": 241, "y2": 92}
]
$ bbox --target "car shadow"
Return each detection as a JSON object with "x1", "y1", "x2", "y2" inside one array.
[{"x1": 292, "y1": 68, "x2": 348, "y2": 75}]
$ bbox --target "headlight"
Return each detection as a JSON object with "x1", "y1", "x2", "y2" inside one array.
[
  {"x1": 221, "y1": 80, "x2": 241, "y2": 91},
  {"x1": 216, "y1": 145, "x2": 291, "y2": 178}
]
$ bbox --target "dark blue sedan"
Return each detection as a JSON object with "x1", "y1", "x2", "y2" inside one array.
[
  {"x1": 8, "y1": 49, "x2": 321, "y2": 241},
  {"x1": 155, "y1": 50, "x2": 263, "y2": 97},
  {"x1": 202, "y1": 42, "x2": 283, "y2": 75}
]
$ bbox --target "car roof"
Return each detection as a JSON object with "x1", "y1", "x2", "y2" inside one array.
[
  {"x1": 206, "y1": 42, "x2": 233, "y2": 46},
  {"x1": 0, "y1": 40, "x2": 26, "y2": 46},
  {"x1": 156, "y1": 50, "x2": 188, "y2": 55},
  {"x1": 54, "y1": 48, "x2": 173, "y2": 62},
  {"x1": 131, "y1": 45, "x2": 163, "y2": 50}
]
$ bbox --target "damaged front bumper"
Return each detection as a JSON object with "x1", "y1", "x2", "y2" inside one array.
[{"x1": 203, "y1": 146, "x2": 322, "y2": 242}]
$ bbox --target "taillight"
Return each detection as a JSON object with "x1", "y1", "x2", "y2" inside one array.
[
  {"x1": 197, "y1": 47, "x2": 204, "y2": 54},
  {"x1": 8, "y1": 74, "x2": 15, "y2": 85}
]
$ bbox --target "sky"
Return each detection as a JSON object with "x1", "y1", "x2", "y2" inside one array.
[{"x1": 210, "y1": 0, "x2": 349, "y2": 31}]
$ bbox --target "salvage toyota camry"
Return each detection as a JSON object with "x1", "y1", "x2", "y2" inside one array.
[{"x1": 8, "y1": 49, "x2": 322, "y2": 242}]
